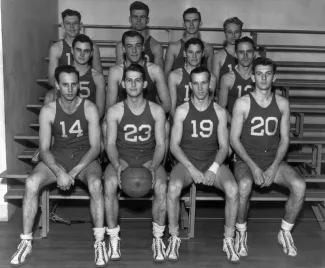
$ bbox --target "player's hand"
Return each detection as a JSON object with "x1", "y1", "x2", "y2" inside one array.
[
  {"x1": 262, "y1": 165, "x2": 278, "y2": 187},
  {"x1": 188, "y1": 166, "x2": 204, "y2": 184},
  {"x1": 149, "y1": 166, "x2": 156, "y2": 189},
  {"x1": 115, "y1": 164, "x2": 125, "y2": 189},
  {"x1": 251, "y1": 166, "x2": 264, "y2": 186},
  {"x1": 57, "y1": 171, "x2": 73, "y2": 191},
  {"x1": 203, "y1": 170, "x2": 215, "y2": 186}
]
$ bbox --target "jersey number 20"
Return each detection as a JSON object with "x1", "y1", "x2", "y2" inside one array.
[
  {"x1": 251, "y1": 117, "x2": 278, "y2": 136},
  {"x1": 124, "y1": 124, "x2": 152, "y2": 142},
  {"x1": 191, "y1": 120, "x2": 213, "y2": 138}
]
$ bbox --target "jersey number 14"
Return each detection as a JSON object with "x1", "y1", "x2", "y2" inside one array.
[{"x1": 60, "y1": 120, "x2": 83, "y2": 138}]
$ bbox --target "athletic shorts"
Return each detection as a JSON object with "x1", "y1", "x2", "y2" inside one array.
[
  {"x1": 118, "y1": 148, "x2": 154, "y2": 167},
  {"x1": 52, "y1": 147, "x2": 89, "y2": 172},
  {"x1": 182, "y1": 149, "x2": 217, "y2": 173},
  {"x1": 236, "y1": 149, "x2": 277, "y2": 171}
]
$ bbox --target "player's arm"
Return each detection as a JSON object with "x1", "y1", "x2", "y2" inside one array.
[
  {"x1": 106, "y1": 66, "x2": 121, "y2": 110},
  {"x1": 115, "y1": 42, "x2": 124, "y2": 65},
  {"x1": 93, "y1": 71, "x2": 106, "y2": 120},
  {"x1": 164, "y1": 43, "x2": 177, "y2": 78},
  {"x1": 214, "y1": 105, "x2": 229, "y2": 165},
  {"x1": 105, "y1": 105, "x2": 120, "y2": 169},
  {"x1": 211, "y1": 50, "x2": 225, "y2": 88},
  {"x1": 152, "y1": 65, "x2": 172, "y2": 113},
  {"x1": 167, "y1": 70, "x2": 180, "y2": 117},
  {"x1": 204, "y1": 43, "x2": 214, "y2": 72},
  {"x1": 218, "y1": 73, "x2": 233, "y2": 123},
  {"x1": 210, "y1": 73, "x2": 217, "y2": 100},
  {"x1": 91, "y1": 43, "x2": 103, "y2": 74},
  {"x1": 48, "y1": 42, "x2": 61, "y2": 87},
  {"x1": 151, "y1": 40, "x2": 164, "y2": 68},
  {"x1": 69, "y1": 101, "x2": 101, "y2": 179}
]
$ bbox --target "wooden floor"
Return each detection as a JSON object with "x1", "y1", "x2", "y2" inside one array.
[{"x1": 1, "y1": 202, "x2": 325, "y2": 268}]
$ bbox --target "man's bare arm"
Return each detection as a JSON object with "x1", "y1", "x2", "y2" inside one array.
[
  {"x1": 115, "y1": 42, "x2": 124, "y2": 65},
  {"x1": 151, "y1": 40, "x2": 164, "y2": 68},
  {"x1": 152, "y1": 65, "x2": 171, "y2": 113},
  {"x1": 204, "y1": 43, "x2": 214, "y2": 72},
  {"x1": 167, "y1": 70, "x2": 180, "y2": 117},
  {"x1": 93, "y1": 71, "x2": 106, "y2": 119},
  {"x1": 48, "y1": 42, "x2": 62, "y2": 87},
  {"x1": 213, "y1": 105, "x2": 229, "y2": 165},
  {"x1": 211, "y1": 50, "x2": 226, "y2": 88},
  {"x1": 218, "y1": 73, "x2": 233, "y2": 123},
  {"x1": 91, "y1": 43, "x2": 103, "y2": 74},
  {"x1": 164, "y1": 43, "x2": 177, "y2": 78},
  {"x1": 106, "y1": 66, "x2": 122, "y2": 110},
  {"x1": 106, "y1": 105, "x2": 121, "y2": 169}
]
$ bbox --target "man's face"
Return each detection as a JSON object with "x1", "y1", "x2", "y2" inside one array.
[
  {"x1": 190, "y1": 72, "x2": 210, "y2": 100},
  {"x1": 183, "y1": 13, "x2": 201, "y2": 35},
  {"x1": 72, "y1": 42, "x2": 92, "y2": 65},
  {"x1": 123, "y1": 36, "x2": 144, "y2": 63},
  {"x1": 129, "y1": 9, "x2": 149, "y2": 31},
  {"x1": 225, "y1": 23, "x2": 242, "y2": 45},
  {"x1": 236, "y1": 42, "x2": 254, "y2": 68},
  {"x1": 252, "y1": 65, "x2": 276, "y2": 91},
  {"x1": 62, "y1": 15, "x2": 81, "y2": 38},
  {"x1": 184, "y1": 44, "x2": 204, "y2": 67},
  {"x1": 56, "y1": 72, "x2": 79, "y2": 102},
  {"x1": 122, "y1": 70, "x2": 147, "y2": 98}
]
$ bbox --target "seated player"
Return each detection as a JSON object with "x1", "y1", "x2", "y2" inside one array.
[
  {"x1": 164, "y1": 7, "x2": 214, "y2": 77},
  {"x1": 167, "y1": 66, "x2": 239, "y2": 263},
  {"x1": 104, "y1": 63, "x2": 168, "y2": 262},
  {"x1": 115, "y1": 1, "x2": 164, "y2": 67},
  {"x1": 230, "y1": 57, "x2": 306, "y2": 258},
  {"x1": 218, "y1": 37, "x2": 255, "y2": 123},
  {"x1": 168, "y1": 38, "x2": 217, "y2": 117},
  {"x1": 10, "y1": 66, "x2": 107, "y2": 267}
]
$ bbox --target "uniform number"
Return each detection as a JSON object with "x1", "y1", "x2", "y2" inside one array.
[
  {"x1": 250, "y1": 117, "x2": 278, "y2": 136},
  {"x1": 124, "y1": 124, "x2": 151, "y2": 142},
  {"x1": 184, "y1": 85, "x2": 190, "y2": 102},
  {"x1": 237, "y1": 85, "x2": 252, "y2": 98},
  {"x1": 60, "y1": 120, "x2": 83, "y2": 138},
  {"x1": 228, "y1": 64, "x2": 233, "y2": 72},
  {"x1": 79, "y1": 81, "x2": 90, "y2": 98},
  {"x1": 66, "y1": 53, "x2": 71, "y2": 65},
  {"x1": 191, "y1": 120, "x2": 213, "y2": 138}
]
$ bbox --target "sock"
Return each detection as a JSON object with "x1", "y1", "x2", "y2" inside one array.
[
  {"x1": 168, "y1": 225, "x2": 179, "y2": 237},
  {"x1": 236, "y1": 222, "x2": 247, "y2": 232},
  {"x1": 93, "y1": 227, "x2": 105, "y2": 241},
  {"x1": 224, "y1": 225, "x2": 235, "y2": 238},
  {"x1": 281, "y1": 219, "x2": 294, "y2": 232},
  {"x1": 20, "y1": 233, "x2": 33, "y2": 240},
  {"x1": 106, "y1": 225, "x2": 120, "y2": 238},
  {"x1": 152, "y1": 222, "x2": 165, "y2": 238}
]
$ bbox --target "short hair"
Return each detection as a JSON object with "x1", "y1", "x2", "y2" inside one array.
[
  {"x1": 185, "y1": 38, "x2": 205, "y2": 51},
  {"x1": 129, "y1": 1, "x2": 149, "y2": 16},
  {"x1": 72, "y1": 34, "x2": 93, "y2": 50},
  {"x1": 235, "y1": 36, "x2": 255, "y2": 51},
  {"x1": 183, "y1": 7, "x2": 201, "y2": 22},
  {"x1": 61, "y1": 9, "x2": 81, "y2": 21},
  {"x1": 190, "y1": 66, "x2": 211, "y2": 82},
  {"x1": 253, "y1": 57, "x2": 277, "y2": 74},
  {"x1": 223, "y1": 17, "x2": 243, "y2": 32},
  {"x1": 122, "y1": 30, "x2": 144, "y2": 46},
  {"x1": 55, "y1": 65, "x2": 79, "y2": 83},
  {"x1": 123, "y1": 63, "x2": 146, "y2": 81}
]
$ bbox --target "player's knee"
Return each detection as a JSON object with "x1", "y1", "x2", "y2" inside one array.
[
  {"x1": 154, "y1": 179, "x2": 167, "y2": 198},
  {"x1": 88, "y1": 177, "x2": 103, "y2": 197},
  {"x1": 104, "y1": 176, "x2": 118, "y2": 196},
  {"x1": 290, "y1": 178, "x2": 306, "y2": 197},
  {"x1": 25, "y1": 176, "x2": 41, "y2": 196},
  {"x1": 238, "y1": 178, "x2": 253, "y2": 197},
  {"x1": 224, "y1": 180, "x2": 238, "y2": 200},
  {"x1": 167, "y1": 180, "x2": 183, "y2": 199}
]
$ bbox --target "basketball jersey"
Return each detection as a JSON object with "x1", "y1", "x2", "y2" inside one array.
[
  {"x1": 52, "y1": 98, "x2": 89, "y2": 150},
  {"x1": 180, "y1": 100, "x2": 219, "y2": 172},
  {"x1": 227, "y1": 69, "x2": 254, "y2": 115},
  {"x1": 219, "y1": 49, "x2": 237, "y2": 80},
  {"x1": 117, "y1": 100, "x2": 156, "y2": 155},
  {"x1": 241, "y1": 93, "x2": 281, "y2": 154},
  {"x1": 144, "y1": 36, "x2": 154, "y2": 63},
  {"x1": 176, "y1": 67, "x2": 191, "y2": 107},
  {"x1": 58, "y1": 39, "x2": 73, "y2": 66},
  {"x1": 79, "y1": 67, "x2": 97, "y2": 104}
]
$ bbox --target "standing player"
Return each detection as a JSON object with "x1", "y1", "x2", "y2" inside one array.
[
  {"x1": 230, "y1": 57, "x2": 306, "y2": 257},
  {"x1": 115, "y1": 1, "x2": 164, "y2": 68},
  {"x1": 168, "y1": 38, "x2": 217, "y2": 117},
  {"x1": 167, "y1": 66, "x2": 239, "y2": 263},
  {"x1": 10, "y1": 66, "x2": 107, "y2": 267},
  {"x1": 212, "y1": 17, "x2": 243, "y2": 85},
  {"x1": 218, "y1": 37, "x2": 255, "y2": 123},
  {"x1": 104, "y1": 64, "x2": 168, "y2": 262},
  {"x1": 164, "y1": 7, "x2": 214, "y2": 77}
]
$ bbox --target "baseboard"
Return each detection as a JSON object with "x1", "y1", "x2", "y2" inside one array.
[{"x1": 0, "y1": 202, "x2": 16, "y2": 221}]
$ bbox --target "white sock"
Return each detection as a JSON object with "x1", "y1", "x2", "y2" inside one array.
[
  {"x1": 20, "y1": 233, "x2": 33, "y2": 240},
  {"x1": 106, "y1": 225, "x2": 120, "y2": 238},
  {"x1": 224, "y1": 225, "x2": 235, "y2": 238},
  {"x1": 168, "y1": 225, "x2": 179, "y2": 237},
  {"x1": 93, "y1": 227, "x2": 105, "y2": 241},
  {"x1": 152, "y1": 222, "x2": 165, "y2": 238},
  {"x1": 236, "y1": 222, "x2": 247, "y2": 232},
  {"x1": 281, "y1": 219, "x2": 294, "y2": 232}
]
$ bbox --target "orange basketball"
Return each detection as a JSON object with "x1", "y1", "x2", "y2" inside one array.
[{"x1": 121, "y1": 167, "x2": 152, "y2": 198}]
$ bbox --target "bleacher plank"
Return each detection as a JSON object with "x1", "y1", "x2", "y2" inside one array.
[{"x1": 14, "y1": 134, "x2": 39, "y2": 140}]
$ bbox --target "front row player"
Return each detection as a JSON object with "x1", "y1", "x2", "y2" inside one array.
[
  {"x1": 167, "y1": 66, "x2": 239, "y2": 263},
  {"x1": 104, "y1": 64, "x2": 168, "y2": 262},
  {"x1": 11, "y1": 66, "x2": 107, "y2": 267},
  {"x1": 230, "y1": 57, "x2": 306, "y2": 257}
]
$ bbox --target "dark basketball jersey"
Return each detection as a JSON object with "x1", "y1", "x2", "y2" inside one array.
[
  {"x1": 52, "y1": 98, "x2": 89, "y2": 150},
  {"x1": 180, "y1": 100, "x2": 219, "y2": 172},
  {"x1": 117, "y1": 100, "x2": 156, "y2": 156},
  {"x1": 58, "y1": 39, "x2": 73, "y2": 66},
  {"x1": 144, "y1": 36, "x2": 154, "y2": 63},
  {"x1": 227, "y1": 69, "x2": 254, "y2": 115},
  {"x1": 219, "y1": 49, "x2": 237, "y2": 80},
  {"x1": 79, "y1": 67, "x2": 97, "y2": 104},
  {"x1": 241, "y1": 93, "x2": 281, "y2": 154},
  {"x1": 176, "y1": 67, "x2": 191, "y2": 107}
]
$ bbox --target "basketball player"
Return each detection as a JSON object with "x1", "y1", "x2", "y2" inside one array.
[
  {"x1": 104, "y1": 63, "x2": 168, "y2": 262},
  {"x1": 115, "y1": 1, "x2": 164, "y2": 68},
  {"x1": 164, "y1": 7, "x2": 214, "y2": 77},
  {"x1": 218, "y1": 37, "x2": 255, "y2": 123},
  {"x1": 47, "y1": 9, "x2": 102, "y2": 89},
  {"x1": 167, "y1": 66, "x2": 239, "y2": 263},
  {"x1": 10, "y1": 66, "x2": 107, "y2": 267},
  {"x1": 211, "y1": 17, "x2": 243, "y2": 86},
  {"x1": 168, "y1": 38, "x2": 217, "y2": 117},
  {"x1": 230, "y1": 57, "x2": 306, "y2": 257}
]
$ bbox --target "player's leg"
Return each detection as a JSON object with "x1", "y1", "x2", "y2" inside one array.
[
  {"x1": 11, "y1": 162, "x2": 57, "y2": 266},
  {"x1": 78, "y1": 160, "x2": 107, "y2": 267},
  {"x1": 166, "y1": 163, "x2": 193, "y2": 261},
  {"x1": 273, "y1": 162, "x2": 306, "y2": 257},
  {"x1": 213, "y1": 164, "x2": 240, "y2": 263},
  {"x1": 163, "y1": 120, "x2": 170, "y2": 166}
]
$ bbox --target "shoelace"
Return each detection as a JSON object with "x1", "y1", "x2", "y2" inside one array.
[
  {"x1": 225, "y1": 238, "x2": 237, "y2": 255},
  {"x1": 110, "y1": 236, "x2": 120, "y2": 253},
  {"x1": 15, "y1": 240, "x2": 30, "y2": 258},
  {"x1": 239, "y1": 232, "x2": 246, "y2": 247},
  {"x1": 94, "y1": 241, "x2": 105, "y2": 261},
  {"x1": 154, "y1": 238, "x2": 164, "y2": 255},
  {"x1": 168, "y1": 236, "x2": 181, "y2": 254},
  {"x1": 282, "y1": 230, "x2": 295, "y2": 250}
]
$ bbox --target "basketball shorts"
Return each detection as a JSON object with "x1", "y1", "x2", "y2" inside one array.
[
  {"x1": 118, "y1": 148, "x2": 154, "y2": 167},
  {"x1": 236, "y1": 148, "x2": 277, "y2": 171},
  {"x1": 182, "y1": 149, "x2": 217, "y2": 173},
  {"x1": 52, "y1": 147, "x2": 89, "y2": 172}
]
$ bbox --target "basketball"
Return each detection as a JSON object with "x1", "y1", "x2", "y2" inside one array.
[{"x1": 120, "y1": 167, "x2": 152, "y2": 198}]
